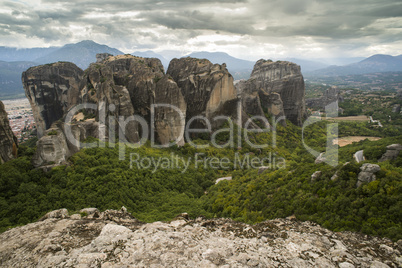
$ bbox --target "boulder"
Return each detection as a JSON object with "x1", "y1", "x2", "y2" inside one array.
[
  {"x1": 32, "y1": 126, "x2": 70, "y2": 167},
  {"x1": 32, "y1": 120, "x2": 102, "y2": 168},
  {"x1": 330, "y1": 171, "x2": 339, "y2": 181},
  {"x1": 356, "y1": 163, "x2": 381, "y2": 187},
  {"x1": 80, "y1": 208, "x2": 100, "y2": 218},
  {"x1": 392, "y1": 104, "x2": 401, "y2": 113},
  {"x1": 379, "y1": 144, "x2": 402, "y2": 162},
  {"x1": 315, "y1": 152, "x2": 326, "y2": 164},
  {"x1": 311, "y1": 171, "x2": 322, "y2": 182},
  {"x1": 0, "y1": 101, "x2": 18, "y2": 163},
  {"x1": 39, "y1": 208, "x2": 69, "y2": 220}
]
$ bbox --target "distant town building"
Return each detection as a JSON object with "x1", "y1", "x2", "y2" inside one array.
[{"x1": 3, "y1": 98, "x2": 36, "y2": 142}]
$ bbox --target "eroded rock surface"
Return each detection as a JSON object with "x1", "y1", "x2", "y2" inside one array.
[
  {"x1": 0, "y1": 209, "x2": 400, "y2": 267},
  {"x1": 32, "y1": 120, "x2": 103, "y2": 168},
  {"x1": 22, "y1": 62, "x2": 84, "y2": 138},
  {"x1": 0, "y1": 100, "x2": 18, "y2": 163},
  {"x1": 357, "y1": 163, "x2": 381, "y2": 187},
  {"x1": 23, "y1": 55, "x2": 307, "y2": 168},
  {"x1": 379, "y1": 144, "x2": 402, "y2": 162},
  {"x1": 167, "y1": 58, "x2": 238, "y2": 129},
  {"x1": 306, "y1": 86, "x2": 343, "y2": 116},
  {"x1": 236, "y1": 59, "x2": 305, "y2": 126},
  {"x1": 154, "y1": 76, "x2": 187, "y2": 146},
  {"x1": 250, "y1": 59, "x2": 305, "y2": 126}
]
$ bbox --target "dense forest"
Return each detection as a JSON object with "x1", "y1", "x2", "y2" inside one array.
[{"x1": 0, "y1": 119, "x2": 401, "y2": 242}]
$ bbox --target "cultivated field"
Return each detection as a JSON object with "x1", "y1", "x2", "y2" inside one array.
[{"x1": 332, "y1": 136, "x2": 382, "y2": 147}]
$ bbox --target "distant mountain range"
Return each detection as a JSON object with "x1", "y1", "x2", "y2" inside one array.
[
  {"x1": 0, "y1": 40, "x2": 124, "y2": 98},
  {"x1": 0, "y1": 61, "x2": 37, "y2": 98},
  {"x1": 35, "y1": 40, "x2": 123, "y2": 69},
  {"x1": 0, "y1": 40, "x2": 401, "y2": 98},
  {"x1": 305, "y1": 54, "x2": 402, "y2": 77}
]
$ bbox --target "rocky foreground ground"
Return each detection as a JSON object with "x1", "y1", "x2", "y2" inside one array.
[{"x1": 0, "y1": 208, "x2": 400, "y2": 267}]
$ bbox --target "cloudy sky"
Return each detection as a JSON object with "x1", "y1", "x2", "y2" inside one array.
[{"x1": 0, "y1": 0, "x2": 401, "y2": 60}]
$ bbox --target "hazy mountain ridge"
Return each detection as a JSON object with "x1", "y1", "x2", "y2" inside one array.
[
  {"x1": 284, "y1": 58, "x2": 329, "y2": 72},
  {"x1": 0, "y1": 40, "x2": 401, "y2": 98},
  {"x1": 0, "y1": 41, "x2": 124, "y2": 98},
  {"x1": 306, "y1": 54, "x2": 402, "y2": 77},
  {"x1": 0, "y1": 61, "x2": 37, "y2": 97},
  {"x1": 0, "y1": 47, "x2": 59, "y2": 62},
  {"x1": 35, "y1": 40, "x2": 123, "y2": 69}
]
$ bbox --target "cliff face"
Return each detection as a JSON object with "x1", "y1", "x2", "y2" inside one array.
[
  {"x1": 154, "y1": 76, "x2": 187, "y2": 146},
  {"x1": 82, "y1": 54, "x2": 187, "y2": 145},
  {"x1": 22, "y1": 62, "x2": 84, "y2": 138},
  {"x1": 0, "y1": 101, "x2": 18, "y2": 163},
  {"x1": 167, "y1": 58, "x2": 238, "y2": 128},
  {"x1": 306, "y1": 86, "x2": 343, "y2": 116},
  {"x1": 238, "y1": 59, "x2": 305, "y2": 126},
  {"x1": 32, "y1": 120, "x2": 102, "y2": 169},
  {"x1": 0, "y1": 208, "x2": 400, "y2": 267}
]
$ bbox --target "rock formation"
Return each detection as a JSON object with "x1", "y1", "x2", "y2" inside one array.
[
  {"x1": 23, "y1": 55, "x2": 241, "y2": 166},
  {"x1": 22, "y1": 56, "x2": 175, "y2": 162},
  {"x1": 379, "y1": 144, "x2": 402, "y2": 162},
  {"x1": 392, "y1": 104, "x2": 401, "y2": 114},
  {"x1": 306, "y1": 86, "x2": 343, "y2": 116},
  {"x1": 0, "y1": 208, "x2": 400, "y2": 267},
  {"x1": 236, "y1": 59, "x2": 305, "y2": 126},
  {"x1": 251, "y1": 59, "x2": 305, "y2": 126},
  {"x1": 32, "y1": 120, "x2": 102, "y2": 169},
  {"x1": 315, "y1": 152, "x2": 327, "y2": 164},
  {"x1": 96, "y1": 53, "x2": 113, "y2": 63},
  {"x1": 0, "y1": 101, "x2": 18, "y2": 163},
  {"x1": 154, "y1": 76, "x2": 187, "y2": 146},
  {"x1": 167, "y1": 58, "x2": 238, "y2": 129},
  {"x1": 311, "y1": 170, "x2": 322, "y2": 182},
  {"x1": 356, "y1": 163, "x2": 381, "y2": 187},
  {"x1": 22, "y1": 62, "x2": 84, "y2": 138},
  {"x1": 236, "y1": 80, "x2": 270, "y2": 129},
  {"x1": 23, "y1": 55, "x2": 307, "y2": 168}
]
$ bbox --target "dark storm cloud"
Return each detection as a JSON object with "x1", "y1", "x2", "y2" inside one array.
[
  {"x1": 239, "y1": 0, "x2": 402, "y2": 46},
  {"x1": 0, "y1": 0, "x2": 400, "y2": 56},
  {"x1": 143, "y1": 10, "x2": 254, "y2": 34}
]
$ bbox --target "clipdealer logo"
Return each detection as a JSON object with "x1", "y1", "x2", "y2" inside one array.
[{"x1": 61, "y1": 101, "x2": 339, "y2": 172}]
